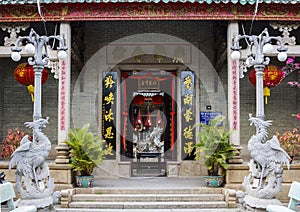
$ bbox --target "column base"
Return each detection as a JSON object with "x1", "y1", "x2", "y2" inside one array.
[{"x1": 55, "y1": 143, "x2": 70, "y2": 164}]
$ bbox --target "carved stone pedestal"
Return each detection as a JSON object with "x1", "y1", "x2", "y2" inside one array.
[{"x1": 241, "y1": 195, "x2": 282, "y2": 212}]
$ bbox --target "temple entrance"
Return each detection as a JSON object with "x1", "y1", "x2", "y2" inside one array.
[{"x1": 120, "y1": 70, "x2": 177, "y2": 176}]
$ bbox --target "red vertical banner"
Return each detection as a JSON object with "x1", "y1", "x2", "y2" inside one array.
[
  {"x1": 231, "y1": 60, "x2": 239, "y2": 131},
  {"x1": 59, "y1": 60, "x2": 67, "y2": 131},
  {"x1": 171, "y1": 76, "x2": 175, "y2": 150}
]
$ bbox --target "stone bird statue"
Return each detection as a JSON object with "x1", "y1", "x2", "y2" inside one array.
[
  {"x1": 248, "y1": 114, "x2": 290, "y2": 190},
  {"x1": 9, "y1": 117, "x2": 51, "y2": 191}
]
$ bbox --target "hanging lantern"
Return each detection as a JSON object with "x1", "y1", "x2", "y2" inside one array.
[
  {"x1": 248, "y1": 65, "x2": 284, "y2": 104},
  {"x1": 152, "y1": 95, "x2": 164, "y2": 105},
  {"x1": 14, "y1": 63, "x2": 48, "y2": 102},
  {"x1": 133, "y1": 95, "x2": 145, "y2": 105}
]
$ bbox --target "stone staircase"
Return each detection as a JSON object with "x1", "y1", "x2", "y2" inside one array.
[{"x1": 56, "y1": 187, "x2": 236, "y2": 211}]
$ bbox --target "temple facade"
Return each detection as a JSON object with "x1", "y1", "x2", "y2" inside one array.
[{"x1": 0, "y1": 1, "x2": 299, "y2": 179}]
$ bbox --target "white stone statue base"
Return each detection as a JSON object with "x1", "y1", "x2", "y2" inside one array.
[
  {"x1": 15, "y1": 196, "x2": 53, "y2": 210},
  {"x1": 243, "y1": 195, "x2": 282, "y2": 211}
]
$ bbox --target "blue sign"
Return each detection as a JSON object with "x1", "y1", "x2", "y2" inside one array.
[{"x1": 200, "y1": 112, "x2": 222, "y2": 125}]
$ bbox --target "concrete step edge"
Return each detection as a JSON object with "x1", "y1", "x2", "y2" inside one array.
[
  {"x1": 72, "y1": 193, "x2": 225, "y2": 201},
  {"x1": 55, "y1": 206, "x2": 239, "y2": 212},
  {"x1": 68, "y1": 201, "x2": 228, "y2": 209},
  {"x1": 74, "y1": 188, "x2": 223, "y2": 194}
]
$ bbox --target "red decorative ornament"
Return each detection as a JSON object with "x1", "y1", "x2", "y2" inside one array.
[
  {"x1": 248, "y1": 65, "x2": 284, "y2": 87},
  {"x1": 248, "y1": 65, "x2": 284, "y2": 104},
  {"x1": 152, "y1": 95, "x2": 164, "y2": 105},
  {"x1": 14, "y1": 63, "x2": 48, "y2": 86},
  {"x1": 156, "y1": 110, "x2": 162, "y2": 127},
  {"x1": 14, "y1": 63, "x2": 48, "y2": 102},
  {"x1": 144, "y1": 111, "x2": 152, "y2": 129},
  {"x1": 134, "y1": 109, "x2": 143, "y2": 131},
  {"x1": 133, "y1": 95, "x2": 145, "y2": 105}
]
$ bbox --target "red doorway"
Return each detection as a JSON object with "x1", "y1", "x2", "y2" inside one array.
[{"x1": 120, "y1": 70, "x2": 177, "y2": 166}]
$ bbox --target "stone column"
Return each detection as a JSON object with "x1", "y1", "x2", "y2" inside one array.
[
  {"x1": 254, "y1": 64, "x2": 265, "y2": 120},
  {"x1": 227, "y1": 21, "x2": 243, "y2": 164},
  {"x1": 55, "y1": 22, "x2": 71, "y2": 164}
]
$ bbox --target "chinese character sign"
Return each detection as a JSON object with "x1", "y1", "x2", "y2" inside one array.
[
  {"x1": 231, "y1": 60, "x2": 239, "y2": 130},
  {"x1": 200, "y1": 112, "x2": 222, "y2": 126},
  {"x1": 181, "y1": 70, "x2": 195, "y2": 160},
  {"x1": 102, "y1": 71, "x2": 117, "y2": 159}
]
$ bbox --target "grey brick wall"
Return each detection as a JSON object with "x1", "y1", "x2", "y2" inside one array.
[{"x1": 0, "y1": 58, "x2": 58, "y2": 145}]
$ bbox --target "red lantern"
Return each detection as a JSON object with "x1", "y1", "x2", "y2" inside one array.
[
  {"x1": 152, "y1": 95, "x2": 164, "y2": 105},
  {"x1": 14, "y1": 63, "x2": 48, "y2": 85},
  {"x1": 248, "y1": 65, "x2": 284, "y2": 104},
  {"x1": 133, "y1": 95, "x2": 145, "y2": 105},
  {"x1": 14, "y1": 63, "x2": 48, "y2": 102}
]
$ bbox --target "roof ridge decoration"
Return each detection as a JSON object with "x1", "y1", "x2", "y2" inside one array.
[
  {"x1": 0, "y1": 2, "x2": 300, "y2": 22},
  {"x1": 0, "y1": 0, "x2": 300, "y2": 5}
]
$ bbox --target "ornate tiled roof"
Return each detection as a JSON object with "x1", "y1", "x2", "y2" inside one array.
[{"x1": 0, "y1": 0, "x2": 299, "y2": 5}]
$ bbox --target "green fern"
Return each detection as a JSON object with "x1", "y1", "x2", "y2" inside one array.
[
  {"x1": 65, "y1": 124, "x2": 105, "y2": 176},
  {"x1": 194, "y1": 115, "x2": 236, "y2": 176}
]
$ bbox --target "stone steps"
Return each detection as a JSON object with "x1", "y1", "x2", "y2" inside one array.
[
  {"x1": 74, "y1": 187, "x2": 224, "y2": 194},
  {"x1": 56, "y1": 187, "x2": 230, "y2": 211},
  {"x1": 68, "y1": 201, "x2": 228, "y2": 209},
  {"x1": 72, "y1": 193, "x2": 225, "y2": 202}
]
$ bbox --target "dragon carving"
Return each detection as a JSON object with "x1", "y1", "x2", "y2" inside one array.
[{"x1": 135, "y1": 125, "x2": 164, "y2": 154}]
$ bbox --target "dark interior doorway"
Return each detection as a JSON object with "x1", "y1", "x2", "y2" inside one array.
[{"x1": 120, "y1": 70, "x2": 177, "y2": 176}]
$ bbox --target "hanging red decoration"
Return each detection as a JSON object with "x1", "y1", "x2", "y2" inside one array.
[
  {"x1": 14, "y1": 63, "x2": 48, "y2": 102},
  {"x1": 134, "y1": 109, "x2": 143, "y2": 131},
  {"x1": 156, "y1": 110, "x2": 162, "y2": 127},
  {"x1": 133, "y1": 95, "x2": 145, "y2": 105},
  {"x1": 152, "y1": 95, "x2": 164, "y2": 105},
  {"x1": 14, "y1": 63, "x2": 48, "y2": 86},
  {"x1": 144, "y1": 111, "x2": 152, "y2": 129},
  {"x1": 248, "y1": 65, "x2": 284, "y2": 104}
]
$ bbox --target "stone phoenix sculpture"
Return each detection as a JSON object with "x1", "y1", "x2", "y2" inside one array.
[
  {"x1": 9, "y1": 118, "x2": 55, "y2": 208},
  {"x1": 237, "y1": 114, "x2": 290, "y2": 210},
  {"x1": 9, "y1": 28, "x2": 67, "y2": 210}
]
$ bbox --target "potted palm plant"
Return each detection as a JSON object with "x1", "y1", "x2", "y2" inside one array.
[
  {"x1": 194, "y1": 115, "x2": 236, "y2": 187},
  {"x1": 65, "y1": 124, "x2": 105, "y2": 188}
]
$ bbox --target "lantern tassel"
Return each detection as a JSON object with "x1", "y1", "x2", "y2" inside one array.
[
  {"x1": 263, "y1": 87, "x2": 270, "y2": 104},
  {"x1": 27, "y1": 85, "x2": 34, "y2": 102}
]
